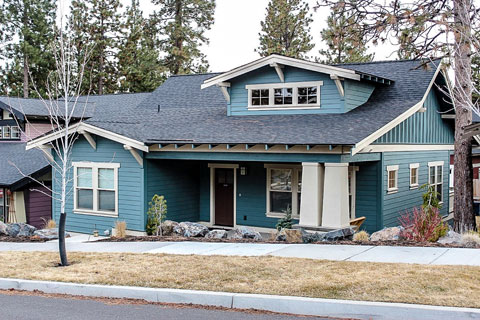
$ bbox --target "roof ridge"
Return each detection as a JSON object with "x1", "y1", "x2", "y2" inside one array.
[
  {"x1": 333, "y1": 57, "x2": 441, "y2": 66},
  {"x1": 169, "y1": 72, "x2": 223, "y2": 78}
]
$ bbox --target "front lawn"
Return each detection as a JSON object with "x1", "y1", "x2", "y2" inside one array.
[{"x1": 1, "y1": 251, "x2": 479, "y2": 308}]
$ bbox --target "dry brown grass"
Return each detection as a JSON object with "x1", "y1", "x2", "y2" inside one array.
[
  {"x1": 42, "y1": 219, "x2": 56, "y2": 229},
  {"x1": 353, "y1": 231, "x2": 369, "y2": 242},
  {"x1": 1, "y1": 251, "x2": 479, "y2": 308}
]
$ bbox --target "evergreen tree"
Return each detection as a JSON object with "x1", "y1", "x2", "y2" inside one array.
[
  {"x1": 318, "y1": 5, "x2": 373, "y2": 64},
  {"x1": 0, "y1": 0, "x2": 56, "y2": 98},
  {"x1": 69, "y1": 0, "x2": 122, "y2": 94},
  {"x1": 151, "y1": 0, "x2": 215, "y2": 75},
  {"x1": 118, "y1": 0, "x2": 165, "y2": 92},
  {"x1": 256, "y1": 0, "x2": 314, "y2": 58},
  {"x1": 473, "y1": 54, "x2": 479, "y2": 105}
]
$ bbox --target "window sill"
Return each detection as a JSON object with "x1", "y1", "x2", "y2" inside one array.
[
  {"x1": 74, "y1": 209, "x2": 118, "y2": 218},
  {"x1": 410, "y1": 184, "x2": 419, "y2": 190},
  {"x1": 266, "y1": 212, "x2": 299, "y2": 219},
  {"x1": 248, "y1": 105, "x2": 320, "y2": 111},
  {"x1": 387, "y1": 189, "x2": 398, "y2": 194}
]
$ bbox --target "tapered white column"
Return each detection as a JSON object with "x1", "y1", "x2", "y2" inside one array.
[
  {"x1": 299, "y1": 163, "x2": 324, "y2": 227},
  {"x1": 322, "y1": 163, "x2": 350, "y2": 228}
]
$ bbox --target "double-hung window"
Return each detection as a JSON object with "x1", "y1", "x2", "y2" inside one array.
[
  {"x1": 428, "y1": 161, "x2": 444, "y2": 202},
  {"x1": 409, "y1": 163, "x2": 419, "y2": 189},
  {"x1": 74, "y1": 162, "x2": 119, "y2": 216},
  {"x1": 265, "y1": 165, "x2": 302, "y2": 218},
  {"x1": 247, "y1": 81, "x2": 323, "y2": 110},
  {"x1": 387, "y1": 165, "x2": 399, "y2": 193},
  {"x1": 2, "y1": 126, "x2": 10, "y2": 139},
  {"x1": 10, "y1": 126, "x2": 20, "y2": 139}
]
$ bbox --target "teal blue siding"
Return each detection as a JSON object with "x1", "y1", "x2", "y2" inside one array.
[
  {"x1": 382, "y1": 151, "x2": 450, "y2": 228},
  {"x1": 228, "y1": 66, "x2": 375, "y2": 116},
  {"x1": 355, "y1": 162, "x2": 381, "y2": 233},
  {"x1": 344, "y1": 80, "x2": 375, "y2": 112},
  {"x1": 375, "y1": 89, "x2": 454, "y2": 144},
  {"x1": 52, "y1": 136, "x2": 145, "y2": 234},
  {"x1": 199, "y1": 163, "x2": 210, "y2": 221},
  {"x1": 145, "y1": 160, "x2": 200, "y2": 222}
]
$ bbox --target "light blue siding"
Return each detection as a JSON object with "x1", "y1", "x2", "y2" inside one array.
[
  {"x1": 382, "y1": 151, "x2": 450, "y2": 228},
  {"x1": 145, "y1": 160, "x2": 200, "y2": 222},
  {"x1": 228, "y1": 66, "x2": 375, "y2": 116},
  {"x1": 375, "y1": 89, "x2": 454, "y2": 144},
  {"x1": 52, "y1": 136, "x2": 145, "y2": 234}
]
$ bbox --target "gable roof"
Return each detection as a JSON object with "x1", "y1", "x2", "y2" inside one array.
[
  {"x1": 201, "y1": 54, "x2": 394, "y2": 89},
  {"x1": 0, "y1": 143, "x2": 50, "y2": 189}
]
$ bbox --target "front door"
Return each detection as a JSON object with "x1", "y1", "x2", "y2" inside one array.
[{"x1": 215, "y1": 168, "x2": 234, "y2": 227}]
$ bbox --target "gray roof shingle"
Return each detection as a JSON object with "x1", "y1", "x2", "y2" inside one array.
[{"x1": 86, "y1": 59, "x2": 441, "y2": 146}]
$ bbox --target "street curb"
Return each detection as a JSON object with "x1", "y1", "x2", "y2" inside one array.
[{"x1": 0, "y1": 278, "x2": 479, "y2": 320}]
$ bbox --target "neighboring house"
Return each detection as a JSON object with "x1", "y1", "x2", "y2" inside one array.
[
  {"x1": 0, "y1": 94, "x2": 149, "y2": 227},
  {"x1": 28, "y1": 55, "x2": 455, "y2": 234}
]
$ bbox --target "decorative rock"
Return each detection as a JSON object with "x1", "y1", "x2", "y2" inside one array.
[
  {"x1": 33, "y1": 228, "x2": 71, "y2": 240},
  {"x1": 323, "y1": 227, "x2": 355, "y2": 241},
  {"x1": 370, "y1": 226, "x2": 404, "y2": 242},
  {"x1": 302, "y1": 232, "x2": 325, "y2": 243},
  {"x1": 0, "y1": 221, "x2": 7, "y2": 235},
  {"x1": 173, "y1": 222, "x2": 209, "y2": 237},
  {"x1": 16, "y1": 223, "x2": 37, "y2": 237},
  {"x1": 160, "y1": 220, "x2": 178, "y2": 236},
  {"x1": 276, "y1": 228, "x2": 304, "y2": 242},
  {"x1": 6, "y1": 223, "x2": 21, "y2": 237},
  {"x1": 233, "y1": 226, "x2": 262, "y2": 240},
  {"x1": 205, "y1": 229, "x2": 228, "y2": 239},
  {"x1": 437, "y1": 230, "x2": 462, "y2": 245}
]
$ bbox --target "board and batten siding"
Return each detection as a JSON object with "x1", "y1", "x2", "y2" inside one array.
[
  {"x1": 145, "y1": 160, "x2": 200, "y2": 223},
  {"x1": 354, "y1": 162, "x2": 381, "y2": 233},
  {"x1": 228, "y1": 66, "x2": 375, "y2": 116},
  {"x1": 52, "y1": 136, "x2": 145, "y2": 234},
  {"x1": 374, "y1": 89, "x2": 454, "y2": 144},
  {"x1": 382, "y1": 151, "x2": 450, "y2": 228}
]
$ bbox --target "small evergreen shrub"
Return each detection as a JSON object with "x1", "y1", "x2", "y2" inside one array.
[
  {"x1": 276, "y1": 206, "x2": 293, "y2": 231},
  {"x1": 146, "y1": 195, "x2": 167, "y2": 236},
  {"x1": 114, "y1": 221, "x2": 127, "y2": 238},
  {"x1": 353, "y1": 230, "x2": 369, "y2": 242}
]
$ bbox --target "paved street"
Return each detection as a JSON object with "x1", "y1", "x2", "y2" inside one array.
[
  {"x1": 0, "y1": 292, "x2": 339, "y2": 320},
  {"x1": 0, "y1": 239, "x2": 479, "y2": 266}
]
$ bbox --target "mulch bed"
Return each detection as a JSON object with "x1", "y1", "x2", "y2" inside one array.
[
  {"x1": 0, "y1": 236, "x2": 49, "y2": 243},
  {"x1": 98, "y1": 235, "x2": 480, "y2": 249}
]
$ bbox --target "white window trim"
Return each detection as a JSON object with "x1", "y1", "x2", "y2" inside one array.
[
  {"x1": 428, "y1": 161, "x2": 444, "y2": 203},
  {"x1": 409, "y1": 163, "x2": 420, "y2": 189},
  {"x1": 73, "y1": 162, "x2": 120, "y2": 217},
  {"x1": 2, "y1": 126, "x2": 10, "y2": 139},
  {"x1": 265, "y1": 164, "x2": 302, "y2": 219},
  {"x1": 246, "y1": 81, "x2": 323, "y2": 110},
  {"x1": 386, "y1": 165, "x2": 399, "y2": 194},
  {"x1": 10, "y1": 126, "x2": 20, "y2": 139}
]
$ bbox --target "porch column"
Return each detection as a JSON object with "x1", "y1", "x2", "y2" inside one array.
[
  {"x1": 299, "y1": 162, "x2": 324, "y2": 227},
  {"x1": 322, "y1": 163, "x2": 350, "y2": 228}
]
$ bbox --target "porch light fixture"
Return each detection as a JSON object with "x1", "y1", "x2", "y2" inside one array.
[{"x1": 240, "y1": 167, "x2": 247, "y2": 176}]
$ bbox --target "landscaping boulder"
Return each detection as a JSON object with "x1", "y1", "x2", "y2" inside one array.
[
  {"x1": 0, "y1": 221, "x2": 7, "y2": 235},
  {"x1": 6, "y1": 223, "x2": 21, "y2": 237},
  {"x1": 160, "y1": 220, "x2": 178, "y2": 236},
  {"x1": 323, "y1": 227, "x2": 355, "y2": 241},
  {"x1": 275, "y1": 228, "x2": 304, "y2": 242},
  {"x1": 205, "y1": 229, "x2": 228, "y2": 239},
  {"x1": 232, "y1": 226, "x2": 262, "y2": 240},
  {"x1": 33, "y1": 228, "x2": 70, "y2": 240},
  {"x1": 173, "y1": 222, "x2": 209, "y2": 237},
  {"x1": 16, "y1": 223, "x2": 37, "y2": 237},
  {"x1": 302, "y1": 232, "x2": 325, "y2": 243},
  {"x1": 370, "y1": 226, "x2": 404, "y2": 241},
  {"x1": 437, "y1": 230, "x2": 462, "y2": 245}
]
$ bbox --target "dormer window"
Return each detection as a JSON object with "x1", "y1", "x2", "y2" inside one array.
[{"x1": 246, "y1": 81, "x2": 323, "y2": 110}]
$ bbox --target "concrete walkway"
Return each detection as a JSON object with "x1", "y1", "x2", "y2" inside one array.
[{"x1": 0, "y1": 240, "x2": 479, "y2": 266}]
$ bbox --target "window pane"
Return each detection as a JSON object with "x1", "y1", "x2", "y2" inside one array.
[
  {"x1": 308, "y1": 87, "x2": 317, "y2": 95},
  {"x1": 260, "y1": 89, "x2": 269, "y2": 97},
  {"x1": 298, "y1": 96, "x2": 307, "y2": 104},
  {"x1": 284, "y1": 96, "x2": 292, "y2": 104},
  {"x1": 297, "y1": 170, "x2": 302, "y2": 192},
  {"x1": 429, "y1": 166, "x2": 435, "y2": 184},
  {"x1": 98, "y1": 168, "x2": 114, "y2": 189},
  {"x1": 270, "y1": 191, "x2": 292, "y2": 213},
  {"x1": 3, "y1": 126, "x2": 10, "y2": 138},
  {"x1": 11, "y1": 126, "x2": 20, "y2": 138},
  {"x1": 308, "y1": 96, "x2": 317, "y2": 104},
  {"x1": 437, "y1": 166, "x2": 442, "y2": 182},
  {"x1": 274, "y1": 89, "x2": 282, "y2": 97},
  {"x1": 77, "y1": 168, "x2": 92, "y2": 188},
  {"x1": 77, "y1": 189, "x2": 93, "y2": 209},
  {"x1": 261, "y1": 98, "x2": 269, "y2": 105},
  {"x1": 298, "y1": 87, "x2": 307, "y2": 95},
  {"x1": 270, "y1": 169, "x2": 292, "y2": 191},
  {"x1": 252, "y1": 98, "x2": 260, "y2": 106},
  {"x1": 252, "y1": 90, "x2": 260, "y2": 98},
  {"x1": 99, "y1": 190, "x2": 115, "y2": 212},
  {"x1": 274, "y1": 97, "x2": 283, "y2": 105},
  {"x1": 436, "y1": 184, "x2": 442, "y2": 201}
]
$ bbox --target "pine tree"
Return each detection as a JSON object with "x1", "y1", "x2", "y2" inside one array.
[
  {"x1": 318, "y1": 6, "x2": 373, "y2": 64},
  {"x1": 151, "y1": 0, "x2": 215, "y2": 75},
  {"x1": 257, "y1": 0, "x2": 314, "y2": 58},
  {"x1": 473, "y1": 55, "x2": 479, "y2": 105},
  {"x1": 0, "y1": 0, "x2": 56, "y2": 98},
  {"x1": 69, "y1": 0, "x2": 122, "y2": 94},
  {"x1": 118, "y1": 0, "x2": 166, "y2": 92}
]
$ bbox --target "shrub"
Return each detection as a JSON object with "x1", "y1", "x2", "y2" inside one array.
[
  {"x1": 461, "y1": 231, "x2": 480, "y2": 246},
  {"x1": 42, "y1": 219, "x2": 56, "y2": 229},
  {"x1": 353, "y1": 230, "x2": 369, "y2": 242},
  {"x1": 146, "y1": 194, "x2": 167, "y2": 236},
  {"x1": 276, "y1": 206, "x2": 293, "y2": 231},
  {"x1": 114, "y1": 221, "x2": 127, "y2": 238},
  {"x1": 399, "y1": 207, "x2": 447, "y2": 242}
]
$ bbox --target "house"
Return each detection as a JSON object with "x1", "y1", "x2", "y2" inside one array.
[
  {"x1": 0, "y1": 94, "x2": 149, "y2": 227},
  {"x1": 27, "y1": 55, "x2": 455, "y2": 234}
]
